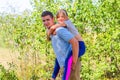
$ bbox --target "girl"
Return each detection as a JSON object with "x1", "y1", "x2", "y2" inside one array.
[{"x1": 49, "y1": 9, "x2": 86, "y2": 80}]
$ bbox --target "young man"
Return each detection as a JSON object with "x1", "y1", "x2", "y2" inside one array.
[{"x1": 41, "y1": 11, "x2": 81, "y2": 80}]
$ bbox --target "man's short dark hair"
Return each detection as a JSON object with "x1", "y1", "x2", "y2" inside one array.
[{"x1": 41, "y1": 11, "x2": 54, "y2": 18}]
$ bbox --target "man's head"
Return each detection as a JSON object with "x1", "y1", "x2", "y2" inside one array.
[{"x1": 41, "y1": 11, "x2": 55, "y2": 29}]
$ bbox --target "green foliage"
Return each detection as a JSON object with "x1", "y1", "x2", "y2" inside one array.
[
  {"x1": 0, "y1": 0, "x2": 120, "y2": 79},
  {"x1": 0, "y1": 64, "x2": 18, "y2": 80}
]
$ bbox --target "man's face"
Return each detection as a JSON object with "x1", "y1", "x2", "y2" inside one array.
[{"x1": 42, "y1": 15, "x2": 54, "y2": 29}]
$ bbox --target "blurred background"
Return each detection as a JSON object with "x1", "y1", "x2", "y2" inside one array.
[{"x1": 0, "y1": 0, "x2": 120, "y2": 80}]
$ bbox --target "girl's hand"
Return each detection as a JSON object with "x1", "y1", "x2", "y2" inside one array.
[
  {"x1": 49, "y1": 25, "x2": 56, "y2": 35},
  {"x1": 53, "y1": 31, "x2": 56, "y2": 35}
]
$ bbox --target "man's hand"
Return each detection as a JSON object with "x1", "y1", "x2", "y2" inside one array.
[
  {"x1": 69, "y1": 38, "x2": 79, "y2": 70},
  {"x1": 51, "y1": 78, "x2": 55, "y2": 80},
  {"x1": 72, "y1": 61, "x2": 76, "y2": 70}
]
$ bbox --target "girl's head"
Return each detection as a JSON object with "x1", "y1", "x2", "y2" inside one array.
[{"x1": 56, "y1": 9, "x2": 68, "y2": 23}]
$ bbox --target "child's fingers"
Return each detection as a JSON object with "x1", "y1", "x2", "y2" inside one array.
[{"x1": 53, "y1": 31, "x2": 56, "y2": 35}]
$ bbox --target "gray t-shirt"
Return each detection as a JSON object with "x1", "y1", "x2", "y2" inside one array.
[
  {"x1": 64, "y1": 19, "x2": 79, "y2": 36},
  {"x1": 51, "y1": 27, "x2": 74, "y2": 68}
]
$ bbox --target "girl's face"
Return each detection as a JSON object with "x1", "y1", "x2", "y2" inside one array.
[{"x1": 57, "y1": 13, "x2": 67, "y2": 23}]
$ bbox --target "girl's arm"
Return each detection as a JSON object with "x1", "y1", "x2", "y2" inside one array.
[
  {"x1": 48, "y1": 23, "x2": 67, "y2": 36},
  {"x1": 48, "y1": 18, "x2": 69, "y2": 37}
]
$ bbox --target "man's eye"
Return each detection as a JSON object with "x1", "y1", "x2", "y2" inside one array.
[{"x1": 47, "y1": 19, "x2": 50, "y2": 21}]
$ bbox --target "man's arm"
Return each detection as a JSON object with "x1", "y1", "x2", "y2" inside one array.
[
  {"x1": 69, "y1": 37, "x2": 79, "y2": 70},
  {"x1": 56, "y1": 28, "x2": 79, "y2": 69}
]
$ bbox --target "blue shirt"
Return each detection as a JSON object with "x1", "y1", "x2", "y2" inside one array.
[{"x1": 51, "y1": 27, "x2": 74, "y2": 68}]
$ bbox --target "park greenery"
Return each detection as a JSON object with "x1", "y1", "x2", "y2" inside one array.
[{"x1": 0, "y1": 0, "x2": 120, "y2": 80}]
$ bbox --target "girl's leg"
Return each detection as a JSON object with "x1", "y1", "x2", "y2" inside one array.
[
  {"x1": 78, "y1": 41, "x2": 86, "y2": 57},
  {"x1": 52, "y1": 58, "x2": 60, "y2": 79},
  {"x1": 62, "y1": 51, "x2": 72, "y2": 80}
]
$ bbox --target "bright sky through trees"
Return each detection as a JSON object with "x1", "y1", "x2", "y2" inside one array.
[
  {"x1": 0, "y1": 0, "x2": 32, "y2": 13},
  {"x1": 0, "y1": 0, "x2": 98, "y2": 14}
]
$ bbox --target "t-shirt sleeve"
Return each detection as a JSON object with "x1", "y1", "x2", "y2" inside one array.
[
  {"x1": 64, "y1": 20, "x2": 79, "y2": 36},
  {"x1": 56, "y1": 27, "x2": 74, "y2": 42}
]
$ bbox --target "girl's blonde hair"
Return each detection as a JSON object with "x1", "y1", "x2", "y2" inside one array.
[{"x1": 56, "y1": 9, "x2": 68, "y2": 18}]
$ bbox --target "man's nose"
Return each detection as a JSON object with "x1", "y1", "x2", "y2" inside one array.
[{"x1": 44, "y1": 21, "x2": 48, "y2": 24}]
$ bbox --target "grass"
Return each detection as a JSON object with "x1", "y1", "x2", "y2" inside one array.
[{"x1": 0, "y1": 47, "x2": 19, "y2": 69}]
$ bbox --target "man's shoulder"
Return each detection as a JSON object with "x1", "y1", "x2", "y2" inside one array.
[{"x1": 56, "y1": 27, "x2": 67, "y2": 32}]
